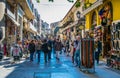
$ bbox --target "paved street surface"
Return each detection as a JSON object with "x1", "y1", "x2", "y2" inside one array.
[{"x1": 0, "y1": 52, "x2": 120, "y2": 78}]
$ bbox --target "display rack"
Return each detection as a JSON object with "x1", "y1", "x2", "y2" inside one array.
[
  {"x1": 108, "y1": 21, "x2": 120, "y2": 69},
  {"x1": 80, "y1": 39, "x2": 95, "y2": 73}
]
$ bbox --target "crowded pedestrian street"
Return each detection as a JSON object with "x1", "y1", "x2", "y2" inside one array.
[
  {"x1": 0, "y1": 0, "x2": 120, "y2": 78},
  {"x1": 0, "y1": 52, "x2": 120, "y2": 78}
]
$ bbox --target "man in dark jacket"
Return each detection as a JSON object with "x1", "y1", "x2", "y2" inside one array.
[
  {"x1": 47, "y1": 38, "x2": 52, "y2": 60},
  {"x1": 28, "y1": 40, "x2": 35, "y2": 62},
  {"x1": 41, "y1": 39, "x2": 49, "y2": 63}
]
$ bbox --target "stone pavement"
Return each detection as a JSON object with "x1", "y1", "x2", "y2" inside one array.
[{"x1": 0, "y1": 52, "x2": 120, "y2": 78}]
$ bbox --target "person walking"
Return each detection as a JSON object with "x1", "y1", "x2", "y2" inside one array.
[
  {"x1": 36, "y1": 40, "x2": 42, "y2": 63},
  {"x1": 95, "y1": 38, "x2": 102, "y2": 65},
  {"x1": 54, "y1": 39, "x2": 62, "y2": 60},
  {"x1": 47, "y1": 38, "x2": 52, "y2": 60},
  {"x1": 74, "y1": 36, "x2": 81, "y2": 67},
  {"x1": 28, "y1": 40, "x2": 35, "y2": 62},
  {"x1": 66, "y1": 39, "x2": 70, "y2": 56},
  {"x1": 71, "y1": 39, "x2": 78, "y2": 64},
  {"x1": 11, "y1": 43, "x2": 21, "y2": 63},
  {"x1": 41, "y1": 39, "x2": 49, "y2": 63}
]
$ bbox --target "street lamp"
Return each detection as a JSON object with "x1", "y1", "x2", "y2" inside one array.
[
  {"x1": 76, "y1": 11, "x2": 81, "y2": 19},
  {"x1": 76, "y1": 11, "x2": 85, "y2": 38}
]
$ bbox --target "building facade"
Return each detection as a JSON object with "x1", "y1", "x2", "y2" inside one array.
[{"x1": 0, "y1": 0, "x2": 41, "y2": 56}]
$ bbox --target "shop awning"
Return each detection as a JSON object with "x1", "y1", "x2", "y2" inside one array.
[
  {"x1": 81, "y1": 0, "x2": 103, "y2": 16},
  {"x1": 6, "y1": 14, "x2": 20, "y2": 26}
]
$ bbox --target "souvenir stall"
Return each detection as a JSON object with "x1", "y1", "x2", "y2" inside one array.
[
  {"x1": 80, "y1": 38, "x2": 95, "y2": 73},
  {"x1": 108, "y1": 21, "x2": 120, "y2": 69},
  {"x1": 99, "y1": 2, "x2": 113, "y2": 57}
]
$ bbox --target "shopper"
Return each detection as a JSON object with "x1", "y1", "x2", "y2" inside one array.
[
  {"x1": 54, "y1": 39, "x2": 62, "y2": 60},
  {"x1": 72, "y1": 39, "x2": 78, "y2": 64},
  {"x1": 74, "y1": 36, "x2": 81, "y2": 67},
  {"x1": 95, "y1": 38, "x2": 102, "y2": 65},
  {"x1": 47, "y1": 38, "x2": 52, "y2": 60},
  {"x1": 66, "y1": 39, "x2": 70, "y2": 56},
  {"x1": 36, "y1": 40, "x2": 42, "y2": 63},
  {"x1": 41, "y1": 39, "x2": 49, "y2": 63},
  {"x1": 12, "y1": 43, "x2": 21, "y2": 62},
  {"x1": 28, "y1": 40, "x2": 35, "y2": 62}
]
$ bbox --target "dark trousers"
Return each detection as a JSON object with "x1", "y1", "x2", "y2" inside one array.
[
  {"x1": 44, "y1": 52, "x2": 49, "y2": 62},
  {"x1": 48, "y1": 50, "x2": 51, "y2": 59},
  {"x1": 72, "y1": 48, "x2": 76, "y2": 63},
  {"x1": 30, "y1": 52, "x2": 34, "y2": 61},
  {"x1": 95, "y1": 52, "x2": 100, "y2": 64},
  {"x1": 37, "y1": 50, "x2": 41, "y2": 63}
]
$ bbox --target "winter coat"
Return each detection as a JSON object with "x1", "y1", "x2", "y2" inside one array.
[
  {"x1": 41, "y1": 42, "x2": 49, "y2": 53},
  {"x1": 28, "y1": 43, "x2": 35, "y2": 53},
  {"x1": 55, "y1": 41, "x2": 62, "y2": 51},
  {"x1": 47, "y1": 40, "x2": 52, "y2": 52}
]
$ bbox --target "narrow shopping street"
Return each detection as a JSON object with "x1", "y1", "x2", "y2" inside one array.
[
  {"x1": 0, "y1": 52, "x2": 120, "y2": 78},
  {"x1": 0, "y1": 0, "x2": 120, "y2": 78}
]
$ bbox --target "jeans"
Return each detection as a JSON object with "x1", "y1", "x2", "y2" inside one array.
[
  {"x1": 56, "y1": 51, "x2": 60, "y2": 59},
  {"x1": 30, "y1": 52, "x2": 34, "y2": 61},
  {"x1": 75, "y1": 49, "x2": 80, "y2": 66},
  {"x1": 48, "y1": 50, "x2": 51, "y2": 59}
]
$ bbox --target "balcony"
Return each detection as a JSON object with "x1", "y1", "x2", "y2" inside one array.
[
  {"x1": 5, "y1": 8, "x2": 20, "y2": 26},
  {"x1": 17, "y1": 0, "x2": 35, "y2": 20},
  {"x1": 6, "y1": 8, "x2": 15, "y2": 19},
  {"x1": 29, "y1": 22, "x2": 37, "y2": 33},
  {"x1": 81, "y1": 0, "x2": 103, "y2": 16}
]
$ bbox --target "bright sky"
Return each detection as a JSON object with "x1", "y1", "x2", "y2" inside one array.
[{"x1": 33, "y1": 0, "x2": 76, "y2": 24}]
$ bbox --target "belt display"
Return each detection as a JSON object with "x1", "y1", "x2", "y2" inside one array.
[{"x1": 81, "y1": 39, "x2": 94, "y2": 68}]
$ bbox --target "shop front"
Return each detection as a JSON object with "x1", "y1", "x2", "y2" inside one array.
[{"x1": 82, "y1": 0, "x2": 120, "y2": 70}]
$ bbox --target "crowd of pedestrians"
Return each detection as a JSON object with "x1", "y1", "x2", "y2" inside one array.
[{"x1": 8, "y1": 35, "x2": 101, "y2": 67}]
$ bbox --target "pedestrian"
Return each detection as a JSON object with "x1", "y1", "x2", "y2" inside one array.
[
  {"x1": 74, "y1": 36, "x2": 81, "y2": 67},
  {"x1": 54, "y1": 39, "x2": 62, "y2": 60},
  {"x1": 28, "y1": 40, "x2": 35, "y2": 62},
  {"x1": 52, "y1": 38, "x2": 56, "y2": 55},
  {"x1": 95, "y1": 38, "x2": 102, "y2": 65},
  {"x1": 71, "y1": 39, "x2": 77, "y2": 64},
  {"x1": 36, "y1": 40, "x2": 42, "y2": 63},
  {"x1": 66, "y1": 39, "x2": 70, "y2": 56},
  {"x1": 11, "y1": 43, "x2": 21, "y2": 63},
  {"x1": 47, "y1": 38, "x2": 52, "y2": 60},
  {"x1": 41, "y1": 39, "x2": 49, "y2": 63}
]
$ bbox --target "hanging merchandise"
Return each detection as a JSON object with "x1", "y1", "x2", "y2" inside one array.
[
  {"x1": 118, "y1": 40, "x2": 120, "y2": 51},
  {"x1": 118, "y1": 31, "x2": 120, "y2": 39},
  {"x1": 109, "y1": 21, "x2": 120, "y2": 70},
  {"x1": 81, "y1": 39, "x2": 95, "y2": 73},
  {"x1": 0, "y1": 28, "x2": 3, "y2": 40},
  {"x1": 101, "y1": 17, "x2": 107, "y2": 26},
  {"x1": 116, "y1": 41, "x2": 119, "y2": 51}
]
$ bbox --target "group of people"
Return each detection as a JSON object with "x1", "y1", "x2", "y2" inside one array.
[
  {"x1": 9, "y1": 35, "x2": 102, "y2": 66},
  {"x1": 10, "y1": 37, "x2": 63, "y2": 64}
]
